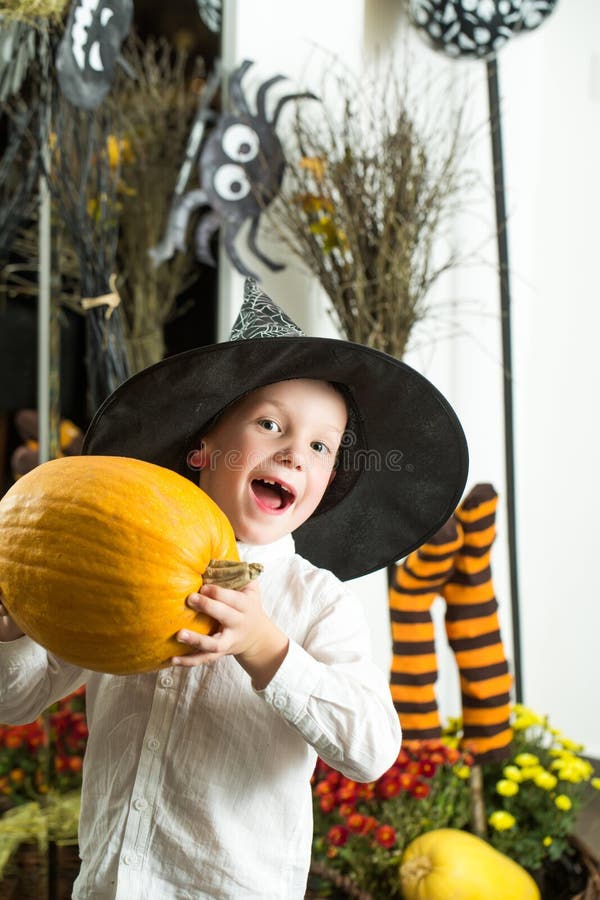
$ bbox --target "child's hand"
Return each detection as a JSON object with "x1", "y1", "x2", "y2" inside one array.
[
  {"x1": 0, "y1": 591, "x2": 25, "y2": 642},
  {"x1": 172, "y1": 581, "x2": 289, "y2": 690}
]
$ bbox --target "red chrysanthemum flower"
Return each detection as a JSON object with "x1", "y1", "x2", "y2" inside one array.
[
  {"x1": 374, "y1": 824, "x2": 396, "y2": 849},
  {"x1": 377, "y1": 776, "x2": 402, "y2": 799},
  {"x1": 418, "y1": 760, "x2": 437, "y2": 778},
  {"x1": 410, "y1": 781, "x2": 431, "y2": 799},
  {"x1": 327, "y1": 825, "x2": 349, "y2": 847}
]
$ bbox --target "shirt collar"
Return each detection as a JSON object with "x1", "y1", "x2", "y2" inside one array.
[{"x1": 236, "y1": 533, "x2": 295, "y2": 566}]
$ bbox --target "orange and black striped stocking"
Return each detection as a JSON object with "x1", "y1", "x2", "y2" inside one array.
[
  {"x1": 442, "y1": 483, "x2": 513, "y2": 763},
  {"x1": 389, "y1": 518, "x2": 464, "y2": 741}
]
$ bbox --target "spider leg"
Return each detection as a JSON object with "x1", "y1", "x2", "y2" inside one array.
[
  {"x1": 271, "y1": 91, "x2": 319, "y2": 127},
  {"x1": 255, "y1": 74, "x2": 286, "y2": 120},
  {"x1": 246, "y1": 216, "x2": 285, "y2": 272},
  {"x1": 148, "y1": 189, "x2": 208, "y2": 266},
  {"x1": 228, "y1": 59, "x2": 254, "y2": 116},
  {"x1": 220, "y1": 220, "x2": 258, "y2": 280},
  {"x1": 194, "y1": 210, "x2": 221, "y2": 267}
]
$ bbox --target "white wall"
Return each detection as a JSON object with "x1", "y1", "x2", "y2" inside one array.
[
  {"x1": 220, "y1": 0, "x2": 600, "y2": 756},
  {"x1": 502, "y1": 0, "x2": 600, "y2": 755}
]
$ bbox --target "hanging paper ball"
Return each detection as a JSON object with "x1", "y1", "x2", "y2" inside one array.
[
  {"x1": 408, "y1": 0, "x2": 525, "y2": 60},
  {"x1": 516, "y1": 0, "x2": 558, "y2": 31}
]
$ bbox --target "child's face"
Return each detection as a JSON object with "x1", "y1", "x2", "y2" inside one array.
[{"x1": 198, "y1": 379, "x2": 347, "y2": 545}]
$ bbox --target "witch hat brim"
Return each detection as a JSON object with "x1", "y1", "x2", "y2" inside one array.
[{"x1": 82, "y1": 332, "x2": 468, "y2": 581}]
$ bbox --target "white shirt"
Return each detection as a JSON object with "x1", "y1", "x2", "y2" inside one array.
[{"x1": 0, "y1": 534, "x2": 400, "y2": 899}]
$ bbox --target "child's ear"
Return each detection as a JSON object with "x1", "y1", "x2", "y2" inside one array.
[{"x1": 187, "y1": 444, "x2": 207, "y2": 470}]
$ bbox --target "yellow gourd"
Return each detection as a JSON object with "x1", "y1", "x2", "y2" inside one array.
[
  {"x1": 400, "y1": 828, "x2": 540, "y2": 900},
  {"x1": 0, "y1": 455, "x2": 258, "y2": 675}
]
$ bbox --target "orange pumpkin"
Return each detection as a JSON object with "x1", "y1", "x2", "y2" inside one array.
[{"x1": 0, "y1": 455, "x2": 248, "y2": 675}]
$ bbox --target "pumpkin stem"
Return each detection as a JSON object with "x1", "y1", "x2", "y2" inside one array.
[
  {"x1": 202, "y1": 560, "x2": 263, "y2": 590},
  {"x1": 400, "y1": 855, "x2": 433, "y2": 883}
]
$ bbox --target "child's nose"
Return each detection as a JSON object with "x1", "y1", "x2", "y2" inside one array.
[{"x1": 275, "y1": 447, "x2": 305, "y2": 470}]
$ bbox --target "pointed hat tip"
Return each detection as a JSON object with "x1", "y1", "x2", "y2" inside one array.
[{"x1": 229, "y1": 279, "x2": 305, "y2": 341}]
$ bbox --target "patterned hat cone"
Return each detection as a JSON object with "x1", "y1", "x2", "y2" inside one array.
[{"x1": 230, "y1": 279, "x2": 305, "y2": 340}]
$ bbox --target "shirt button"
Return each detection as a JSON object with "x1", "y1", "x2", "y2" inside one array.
[
  {"x1": 133, "y1": 798, "x2": 148, "y2": 811},
  {"x1": 160, "y1": 674, "x2": 174, "y2": 688},
  {"x1": 273, "y1": 695, "x2": 285, "y2": 710},
  {"x1": 123, "y1": 852, "x2": 137, "y2": 866},
  {"x1": 147, "y1": 738, "x2": 160, "y2": 752}
]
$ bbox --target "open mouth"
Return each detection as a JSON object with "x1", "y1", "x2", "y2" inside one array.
[{"x1": 250, "y1": 478, "x2": 296, "y2": 512}]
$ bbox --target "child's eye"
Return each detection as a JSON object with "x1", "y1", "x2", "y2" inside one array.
[
  {"x1": 311, "y1": 441, "x2": 330, "y2": 455},
  {"x1": 258, "y1": 418, "x2": 280, "y2": 432}
]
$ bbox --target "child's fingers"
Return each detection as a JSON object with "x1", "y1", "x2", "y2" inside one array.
[
  {"x1": 197, "y1": 583, "x2": 245, "y2": 611},
  {"x1": 171, "y1": 629, "x2": 226, "y2": 666},
  {"x1": 186, "y1": 591, "x2": 238, "y2": 627}
]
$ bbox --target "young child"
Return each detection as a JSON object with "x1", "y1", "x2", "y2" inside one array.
[{"x1": 0, "y1": 279, "x2": 468, "y2": 899}]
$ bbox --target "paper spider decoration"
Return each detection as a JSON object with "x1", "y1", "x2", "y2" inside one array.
[
  {"x1": 56, "y1": 0, "x2": 133, "y2": 110},
  {"x1": 154, "y1": 59, "x2": 316, "y2": 280}
]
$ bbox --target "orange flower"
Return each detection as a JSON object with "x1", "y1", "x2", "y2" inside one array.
[
  {"x1": 315, "y1": 780, "x2": 333, "y2": 797},
  {"x1": 4, "y1": 731, "x2": 24, "y2": 750},
  {"x1": 347, "y1": 813, "x2": 367, "y2": 834},
  {"x1": 398, "y1": 772, "x2": 417, "y2": 791},
  {"x1": 319, "y1": 794, "x2": 336, "y2": 814}
]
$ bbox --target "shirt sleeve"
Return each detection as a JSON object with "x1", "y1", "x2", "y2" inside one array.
[
  {"x1": 0, "y1": 636, "x2": 87, "y2": 724},
  {"x1": 255, "y1": 574, "x2": 401, "y2": 782}
]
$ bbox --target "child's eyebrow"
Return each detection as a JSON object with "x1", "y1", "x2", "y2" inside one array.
[{"x1": 254, "y1": 399, "x2": 344, "y2": 436}]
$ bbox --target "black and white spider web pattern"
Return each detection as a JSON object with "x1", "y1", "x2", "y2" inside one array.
[{"x1": 229, "y1": 278, "x2": 305, "y2": 341}]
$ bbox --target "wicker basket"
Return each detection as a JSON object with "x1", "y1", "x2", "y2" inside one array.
[{"x1": 306, "y1": 836, "x2": 600, "y2": 900}]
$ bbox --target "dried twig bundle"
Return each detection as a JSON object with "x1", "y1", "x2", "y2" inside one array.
[
  {"x1": 43, "y1": 94, "x2": 130, "y2": 413},
  {"x1": 0, "y1": 0, "x2": 68, "y2": 23},
  {"x1": 273, "y1": 55, "x2": 472, "y2": 359},
  {"x1": 108, "y1": 36, "x2": 210, "y2": 373}
]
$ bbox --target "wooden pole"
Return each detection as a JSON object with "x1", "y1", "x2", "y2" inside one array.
[{"x1": 486, "y1": 58, "x2": 523, "y2": 703}]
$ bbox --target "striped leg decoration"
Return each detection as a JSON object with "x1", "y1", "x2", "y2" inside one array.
[
  {"x1": 389, "y1": 518, "x2": 464, "y2": 741},
  {"x1": 442, "y1": 483, "x2": 513, "y2": 763}
]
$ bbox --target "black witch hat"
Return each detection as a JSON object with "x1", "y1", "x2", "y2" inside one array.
[{"x1": 83, "y1": 278, "x2": 468, "y2": 580}]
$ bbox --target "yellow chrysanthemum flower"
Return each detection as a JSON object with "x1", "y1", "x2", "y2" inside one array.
[
  {"x1": 543, "y1": 836, "x2": 553, "y2": 847},
  {"x1": 496, "y1": 779, "x2": 519, "y2": 797},
  {"x1": 560, "y1": 737, "x2": 584, "y2": 753},
  {"x1": 512, "y1": 707, "x2": 545, "y2": 730},
  {"x1": 488, "y1": 811, "x2": 516, "y2": 831},
  {"x1": 514, "y1": 753, "x2": 539, "y2": 768},
  {"x1": 591, "y1": 778, "x2": 600, "y2": 791},
  {"x1": 519, "y1": 765, "x2": 544, "y2": 781},
  {"x1": 554, "y1": 794, "x2": 572, "y2": 812},
  {"x1": 551, "y1": 758, "x2": 593, "y2": 783},
  {"x1": 503, "y1": 765, "x2": 523, "y2": 783},
  {"x1": 534, "y1": 771, "x2": 558, "y2": 791},
  {"x1": 454, "y1": 765, "x2": 471, "y2": 780}
]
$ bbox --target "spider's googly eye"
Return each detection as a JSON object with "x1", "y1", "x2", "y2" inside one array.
[
  {"x1": 212, "y1": 164, "x2": 251, "y2": 202},
  {"x1": 221, "y1": 124, "x2": 259, "y2": 163}
]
